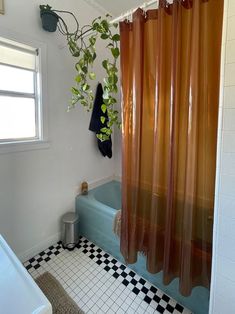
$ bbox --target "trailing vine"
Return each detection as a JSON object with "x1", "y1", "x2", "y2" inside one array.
[{"x1": 40, "y1": 5, "x2": 121, "y2": 141}]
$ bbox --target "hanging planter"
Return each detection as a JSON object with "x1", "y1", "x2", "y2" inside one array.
[
  {"x1": 39, "y1": 4, "x2": 121, "y2": 140},
  {"x1": 40, "y1": 5, "x2": 59, "y2": 32}
]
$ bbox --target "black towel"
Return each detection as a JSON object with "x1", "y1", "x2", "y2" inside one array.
[{"x1": 89, "y1": 83, "x2": 112, "y2": 158}]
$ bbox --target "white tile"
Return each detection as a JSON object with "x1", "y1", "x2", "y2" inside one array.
[
  {"x1": 218, "y1": 214, "x2": 235, "y2": 240},
  {"x1": 220, "y1": 174, "x2": 235, "y2": 196},
  {"x1": 227, "y1": 16, "x2": 235, "y2": 40},
  {"x1": 226, "y1": 40, "x2": 235, "y2": 63},
  {"x1": 221, "y1": 152, "x2": 235, "y2": 174},
  {"x1": 219, "y1": 193, "x2": 235, "y2": 218},
  {"x1": 214, "y1": 273, "x2": 235, "y2": 304},
  {"x1": 218, "y1": 234, "x2": 235, "y2": 261},
  {"x1": 217, "y1": 255, "x2": 235, "y2": 282},
  {"x1": 224, "y1": 86, "x2": 235, "y2": 107},
  {"x1": 225, "y1": 63, "x2": 235, "y2": 86},
  {"x1": 228, "y1": 0, "x2": 235, "y2": 17},
  {"x1": 223, "y1": 108, "x2": 235, "y2": 130},
  {"x1": 222, "y1": 131, "x2": 235, "y2": 152}
]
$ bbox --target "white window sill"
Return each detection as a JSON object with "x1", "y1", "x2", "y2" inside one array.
[{"x1": 0, "y1": 140, "x2": 50, "y2": 154}]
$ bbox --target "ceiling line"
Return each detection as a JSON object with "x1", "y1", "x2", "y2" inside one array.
[{"x1": 81, "y1": 0, "x2": 111, "y2": 16}]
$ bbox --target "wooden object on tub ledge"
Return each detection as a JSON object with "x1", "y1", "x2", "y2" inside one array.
[{"x1": 81, "y1": 181, "x2": 88, "y2": 195}]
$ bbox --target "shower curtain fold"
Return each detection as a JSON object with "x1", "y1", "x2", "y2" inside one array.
[{"x1": 119, "y1": 0, "x2": 223, "y2": 296}]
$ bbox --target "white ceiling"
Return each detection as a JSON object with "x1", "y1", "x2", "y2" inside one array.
[{"x1": 87, "y1": 0, "x2": 148, "y2": 17}]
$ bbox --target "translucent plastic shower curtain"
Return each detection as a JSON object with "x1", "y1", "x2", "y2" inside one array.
[{"x1": 120, "y1": 0, "x2": 223, "y2": 296}]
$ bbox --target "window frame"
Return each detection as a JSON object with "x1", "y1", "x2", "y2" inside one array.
[{"x1": 0, "y1": 29, "x2": 49, "y2": 154}]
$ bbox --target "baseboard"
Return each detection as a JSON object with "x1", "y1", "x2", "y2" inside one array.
[{"x1": 18, "y1": 232, "x2": 61, "y2": 263}]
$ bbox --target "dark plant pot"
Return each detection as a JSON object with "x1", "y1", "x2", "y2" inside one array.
[{"x1": 40, "y1": 10, "x2": 58, "y2": 32}]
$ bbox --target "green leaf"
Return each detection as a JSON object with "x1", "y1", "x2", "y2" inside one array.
[
  {"x1": 100, "y1": 116, "x2": 106, "y2": 124},
  {"x1": 101, "y1": 20, "x2": 109, "y2": 32},
  {"x1": 100, "y1": 127, "x2": 107, "y2": 133},
  {"x1": 89, "y1": 36, "x2": 96, "y2": 46},
  {"x1": 82, "y1": 66, "x2": 88, "y2": 74},
  {"x1": 111, "y1": 48, "x2": 120, "y2": 59},
  {"x1": 83, "y1": 83, "x2": 90, "y2": 91},
  {"x1": 106, "y1": 43, "x2": 114, "y2": 48},
  {"x1": 101, "y1": 104, "x2": 107, "y2": 113},
  {"x1": 102, "y1": 60, "x2": 108, "y2": 70},
  {"x1": 71, "y1": 87, "x2": 79, "y2": 95},
  {"x1": 89, "y1": 72, "x2": 96, "y2": 80},
  {"x1": 112, "y1": 34, "x2": 120, "y2": 41},
  {"x1": 101, "y1": 33, "x2": 109, "y2": 40},
  {"x1": 75, "y1": 75, "x2": 82, "y2": 83}
]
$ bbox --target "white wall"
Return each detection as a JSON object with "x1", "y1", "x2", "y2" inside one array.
[
  {"x1": 209, "y1": 0, "x2": 235, "y2": 313},
  {"x1": 0, "y1": 0, "x2": 117, "y2": 261}
]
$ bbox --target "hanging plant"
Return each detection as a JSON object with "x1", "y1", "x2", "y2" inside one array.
[{"x1": 39, "y1": 5, "x2": 121, "y2": 141}]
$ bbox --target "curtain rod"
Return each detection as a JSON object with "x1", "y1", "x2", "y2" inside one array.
[{"x1": 110, "y1": 0, "x2": 159, "y2": 24}]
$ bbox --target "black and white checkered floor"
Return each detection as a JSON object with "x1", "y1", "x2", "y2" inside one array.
[{"x1": 24, "y1": 237, "x2": 192, "y2": 314}]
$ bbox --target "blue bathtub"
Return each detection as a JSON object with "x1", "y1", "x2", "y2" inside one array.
[{"x1": 76, "y1": 180, "x2": 209, "y2": 314}]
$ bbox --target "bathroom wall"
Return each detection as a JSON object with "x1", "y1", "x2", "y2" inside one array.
[
  {"x1": 0, "y1": 0, "x2": 117, "y2": 261},
  {"x1": 209, "y1": 0, "x2": 235, "y2": 313}
]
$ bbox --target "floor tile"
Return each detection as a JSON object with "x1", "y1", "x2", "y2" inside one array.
[{"x1": 24, "y1": 237, "x2": 192, "y2": 314}]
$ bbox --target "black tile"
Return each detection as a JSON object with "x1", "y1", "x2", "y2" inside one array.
[
  {"x1": 47, "y1": 251, "x2": 52, "y2": 256},
  {"x1": 90, "y1": 244, "x2": 95, "y2": 248},
  {"x1": 104, "y1": 253, "x2": 109, "y2": 258},
  {"x1": 122, "y1": 279, "x2": 129, "y2": 286},
  {"x1": 54, "y1": 251, "x2": 60, "y2": 256},
  {"x1": 97, "y1": 254, "x2": 102, "y2": 259},
  {"x1": 153, "y1": 295, "x2": 161, "y2": 303},
  {"x1": 97, "y1": 248, "x2": 102, "y2": 253},
  {"x1": 139, "y1": 278, "x2": 146, "y2": 285},
  {"x1": 156, "y1": 305, "x2": 165, "y2": 314},
  {"x1": 104, "y1": 266, "x2": 110, "y2": 272},
  {"x1": 26, "y1": 264, "x2": 32, "y2": 270},
  {"x1": 90, "y1": 254, "x2": 95, "y2": 259},
  {"x1": 90, "y1": 249, "x2": 95, "y2": 253},
  {"x1": 104, "y1": 260, "x2": 109, "y2": 264},
  {"x1": 39, "y1": 251, "x2": 45, "y2": 257},
  {"x1": 113, "y1": 272, "x2": 119, "y2": 279},
  {"x1": 120, "y1": 265, "x2": 126, "y2": 270},
  {"x1": 96, "y1": 260, "x2": 102, "y2": 265},
  {"x1": 34, "y1": 264, "x2": 40, "y2": 270},
  {"x1": 132, "y1": 287, "x2": 140, "y2": 295},
  {"x1": 45, "y1": 257, "x2": 50, "y2": 262},
  {"x1": 37, "y1": 257, "x2": 43, "y2": 263},
  {"x1": 29, "y1": 258, "x2": 35, "y2": 263},
  {"x1": 131, "y1": 278, "x2": 137, "y2": 286},
  {"x1": 129, "y1": 271, "x2": 135, "y2": 277},
  {"x1": 112, "y1": 265, "x2": 118, "y2": 271},
  {"x1": 175, "y1": 303, "x2": 184, "y2": 313},
  {"x1": 144, "y1": 295, "x2": 152, "y2": 304},
  {"x1": 82, "y1": 249, "x2": 88, "y2": 254},
  {"x1": 150, "y1": 286, "x2": 157, "y2": 294},
  {"x1": 166, "y1": 304, "x2": 175, "y2": 313},
  {"x1": 121, "y1": 272, "x2": 127, "y2": 278},
  {"x1": 141, "y1": 286, "x2": 149, "y2": 294},
  {"x1": 111, "y1": 259, "x2": 117, "y2": 264},
  {"x1": 162, "y1": 294, "x2": 170, "y2": 302}
]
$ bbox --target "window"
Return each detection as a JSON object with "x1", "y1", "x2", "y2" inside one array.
[{"x1": 0, "y1": 38, "x2": 42, "y2": 145}]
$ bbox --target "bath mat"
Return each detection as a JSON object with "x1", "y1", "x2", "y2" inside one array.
[{"x1": 35, "y1": 272, "x2": 84, "y2": 314}]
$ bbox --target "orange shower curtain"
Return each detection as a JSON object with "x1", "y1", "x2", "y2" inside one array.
[{"x1": 120, "y1": 0, "x2": 223, "y2": 296}]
